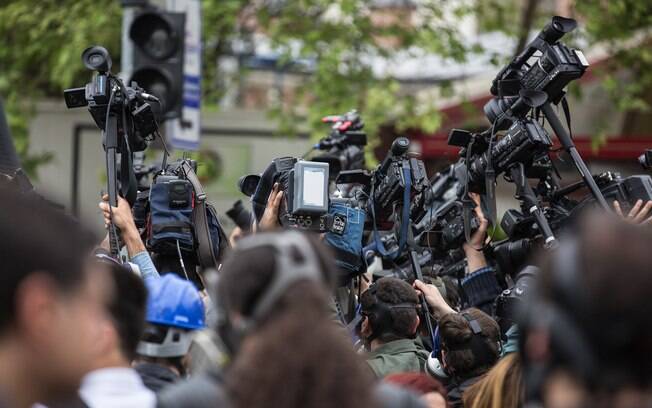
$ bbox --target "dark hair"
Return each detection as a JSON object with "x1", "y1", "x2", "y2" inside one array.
[
  {"x1": 439, "y1": 308, "x2": 500, "y2": 379},
  {"x1": 219, "y1": 232, "x2": 374, "y2": 408},
  {"x1": 360, "y1": 277, "x2": 419, "y2": 341},
  {"x1": 100, "y1": 258, "x2": 147, "y2": 361},
  {"x1": 385, "y1": 372, "x2": 449, "y2": 400},
  {"x1": 533, "y1": 213, "x2": 652, "y2": 389},
  {"x1": 0, "y1": 188, "x2": 96, "y2": 333}
]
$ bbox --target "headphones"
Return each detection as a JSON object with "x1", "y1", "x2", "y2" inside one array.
[
  {"x1": 215, "y1": 230, "x2": 324, "y2": 353},
  {"x1": 426, "y1": 310, "x2": 501, "y2": 380},
  {"x1": 359, "y1": 283, "x2": 419, "y2": 345}
]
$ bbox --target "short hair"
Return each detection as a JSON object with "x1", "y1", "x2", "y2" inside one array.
[
  {"x1": 439, "y1": 308, "x2": 500, "y2": 379},
  {"x1": 360, "y1": 277, "x2": 419, "y2": 341},
  {"x1": 99, "y1": 257, "x2": 147, "y2": 361},
  {"x1": 0, "y1": 187, "x2": 96, "y2": 333}
]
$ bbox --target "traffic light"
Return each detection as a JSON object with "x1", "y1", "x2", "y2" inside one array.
[{"x1": 128, "y1": 9, "x2": 185, "y2": 122}]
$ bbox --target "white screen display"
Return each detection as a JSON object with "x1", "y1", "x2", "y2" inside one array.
[{"x1": 302, "y1": 168, "x2": 325, "y2": 207}]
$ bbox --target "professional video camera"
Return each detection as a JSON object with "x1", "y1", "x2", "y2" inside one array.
[
  {"x1": 311, "y1": 110, "x2": 367, "y2": 178},
  {"x1": 274, "y1": 157, "x2": 331, "y2": 231},
  {"x1": 369, "y1": 137, "x2": 430, "y2": 229},
  {"x1": 64, "y1": 45, "x2": 160, "y2": 257},
  {"x1": 485, "y1": 16, "x2": 589, "y2": 130}
]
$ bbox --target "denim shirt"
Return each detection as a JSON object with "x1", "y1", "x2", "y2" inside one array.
[{"x1": 130, "y1": 251, "x2": 160, "y2": 283}]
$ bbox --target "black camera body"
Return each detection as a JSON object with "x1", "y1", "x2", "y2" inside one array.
[
  {"x1": 64, "y1": 71, "x2": 155, "y2": 153},
  {"x1": 484, "y1": 16, "x2": 588, "y2": 128},
  {"x1": 313, "y1": 110, "x2": 368, "y2": 178},
  {"x1": 226, "y1": 200, "x2": 253, "y2": 231},
  {"x1": 450, "y1": 119, "x2": 553, "y2": 194},
  {"x1": 372, "y1": 138, "x2": 430, "y2": 229}
]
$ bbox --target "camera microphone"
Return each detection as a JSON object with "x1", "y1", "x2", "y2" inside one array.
[{"x1": 138, "y1": 92, "x2": 160, "y2": 103}]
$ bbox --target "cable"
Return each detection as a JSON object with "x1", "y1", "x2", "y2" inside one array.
[{"x1": 176, "y1": 239, "x2": 190, "y2": 281}]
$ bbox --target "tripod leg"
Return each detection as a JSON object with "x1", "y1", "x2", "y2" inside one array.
[{"x1": 541, "y1": 103, "x2": 610, "y2": 211}]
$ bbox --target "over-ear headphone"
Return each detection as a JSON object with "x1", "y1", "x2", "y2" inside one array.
[
  {"x1": 426, "y1": 310, "x2": 501, "y2": 380},
  {"x1": 215, "y1": 230, "x2": 324, "y2": 353},
  {"x1": 359, "y1": 283, "x2": 419, "y2": 344}
]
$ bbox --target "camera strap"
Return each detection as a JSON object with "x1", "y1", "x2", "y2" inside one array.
[
  {"x1": 180, "y1": 161, "x2": 218, "y2": 269},
  {"x1": 119, "y1": 150, "x2": 138, "y2": 206}
]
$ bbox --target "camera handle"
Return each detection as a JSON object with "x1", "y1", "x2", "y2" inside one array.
[
  {"x1": 408, "y1": 249, "x2": 436, "y2": 347},
  {"x1": 104, "y1": 112, "x2": 121, "y2": 258},
  {"x1": 541, "y1": 102, "x2": 610, "y2": 211},
  {"x1": 509, "y1": 164, "x2": 557, "y2": 249}
]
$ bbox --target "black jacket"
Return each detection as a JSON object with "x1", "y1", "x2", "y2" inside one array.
[
  {"x1": 135, "y1": 362, "x2": 180, "y2": 393},
  {"x1": 447, "y1": 376, "x2": 482, "y2": 408}
]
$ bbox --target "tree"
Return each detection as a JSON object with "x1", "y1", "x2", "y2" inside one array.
[
  {"x1": 0, "y1": 0, "x2": 122, "y2": 176},
  {"x1": 1, "y1": 0, "x2": 471, "y2": 176},
  {"x1": 472, "y1": 0, "x2": 652, "y2": 113}
]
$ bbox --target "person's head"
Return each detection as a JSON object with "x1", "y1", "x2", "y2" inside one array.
[
  {"x1": 137, "y1": 273, "x2": 205, "y2": 376},
  {"x1": 462, "y1": 353, "x2": 523, "y2": 408},
  {"x1": 439, "y1": 308, "x2": 500, "y2": 380},
  {"x1": 217, "y1": 230, "x2": 374, "y2": 408},
  {"x1": 359, "y1": 277, "x2": 420, "y2": 347},
  {"x1": 384, "y1": 372, "x2": 449, "y2": 408},
  {"x1": 521, "y1": 213, "x2": 652, "y2": 408},
  {"x1": 0, "y1": 188, "x2": 110, "y2": 405},
  {"x1": 93, "y1": 253, "x2": 147, "y2": 366}
]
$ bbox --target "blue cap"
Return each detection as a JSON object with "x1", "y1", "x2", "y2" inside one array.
[{"x1": 145, "y1": 274, "x2": 205, "y2": 330}]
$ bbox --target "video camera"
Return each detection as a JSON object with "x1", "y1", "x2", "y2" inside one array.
[
  {"x1": 274, "y1": 157, "x2": 331, "y2": 231},
  {"x1": 312, "y1": 110, "x2": 367, "y2": 178},
  {"x1": 485, "y1": 16, "x2": 589, "y2": 130},
  {"x1": 64, "y1": 46, "x2": 158, "y2": 153},
  {"x1": 64, "y1": 45, "x2": 160, "y2": 257},
  {"x1": 369, "y1": 137, "x2": 430, "y2": 229},
  {"x1": 449, "y1": 118, "x2": 553, "y2": 194}
]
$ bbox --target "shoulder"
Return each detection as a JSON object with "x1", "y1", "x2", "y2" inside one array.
[{"x1": 157, "y1": 372, "x2": 229, "y2": 408}]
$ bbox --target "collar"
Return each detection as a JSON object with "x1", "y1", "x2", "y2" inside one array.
[{"x1": 369, "y1": 338, "x2": 419, "y2": 356}]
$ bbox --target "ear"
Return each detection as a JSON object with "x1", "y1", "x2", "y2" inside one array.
[
  {"x1": 361, "y1": 316, "x2": 372, "y2": 338},
  {"x1": 412, "y1": 314, "x2": 420, "y2": 335},
  {"x1": 15, "y1": 274, "x2": 60, "y2": 344}
]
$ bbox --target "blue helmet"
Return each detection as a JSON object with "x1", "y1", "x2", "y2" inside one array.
[
  {"x1": 144, "y1": 274, "x2": 205, "y2": 330},
  {"x1": 138, "y1": 274, "x2": 206, "y2": 358}
]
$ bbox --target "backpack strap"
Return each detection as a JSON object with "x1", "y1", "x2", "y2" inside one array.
[{"x1": 181, "y1": 161, "x2": 217, "y2": 269}]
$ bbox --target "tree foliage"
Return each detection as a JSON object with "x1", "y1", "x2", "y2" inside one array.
[
  {"x1": 1, "y1": 0, "x2": 651, "y2": 176},
  {"x1": 0, "y1": 0, "x2": 121, "y2": 176}
]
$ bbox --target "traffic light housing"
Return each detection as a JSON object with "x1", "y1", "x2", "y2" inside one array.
[{"x1": 129, "y1": 10, "x2": 185, "y2": 122}]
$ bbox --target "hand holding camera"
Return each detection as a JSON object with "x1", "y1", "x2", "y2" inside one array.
[
  {"x1": 99, "y1": 194, "x2": 145, "y2": 257},
  {"x1": 258, "y1": 183, "x2": 284, "y2": 231}
]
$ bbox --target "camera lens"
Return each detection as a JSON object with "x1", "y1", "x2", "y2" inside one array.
[{"x1": 89, "y1": 54, "x2": 104, "y2": 65}]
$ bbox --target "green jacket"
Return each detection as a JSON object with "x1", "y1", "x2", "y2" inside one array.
[{"x1": 366, "y1": 338, "x2": 430, "y2": 378}]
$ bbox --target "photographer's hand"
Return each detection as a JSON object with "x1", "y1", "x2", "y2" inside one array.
[
  {"x1": 99, "y1": 195, "x2": 145, "y2": 257},
  {"x1": 463, "y1": 192, "x2": 489, "y2": 273},
  {"x1": 614, "y1": 200, "x2": 652, "y2": 225},
  {"x1": 413, "y1": 280, "x2": 455, "y2": 321},
  {"x1": 258, "y1": 183, "x2": 283, "y2": 231}
]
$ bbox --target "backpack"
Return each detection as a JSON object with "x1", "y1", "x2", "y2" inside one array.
[{"x1": 147, "y1": 159, "x2": 229, "y2": 269}]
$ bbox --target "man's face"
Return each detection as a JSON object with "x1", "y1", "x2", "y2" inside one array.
[{"x1": 23, "y1": 263, "x2": 112, "y2": 400}]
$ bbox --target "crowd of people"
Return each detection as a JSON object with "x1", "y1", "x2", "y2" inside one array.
[{"x1": 2, "y1": 177, "x2": 652, "y2": 408}]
